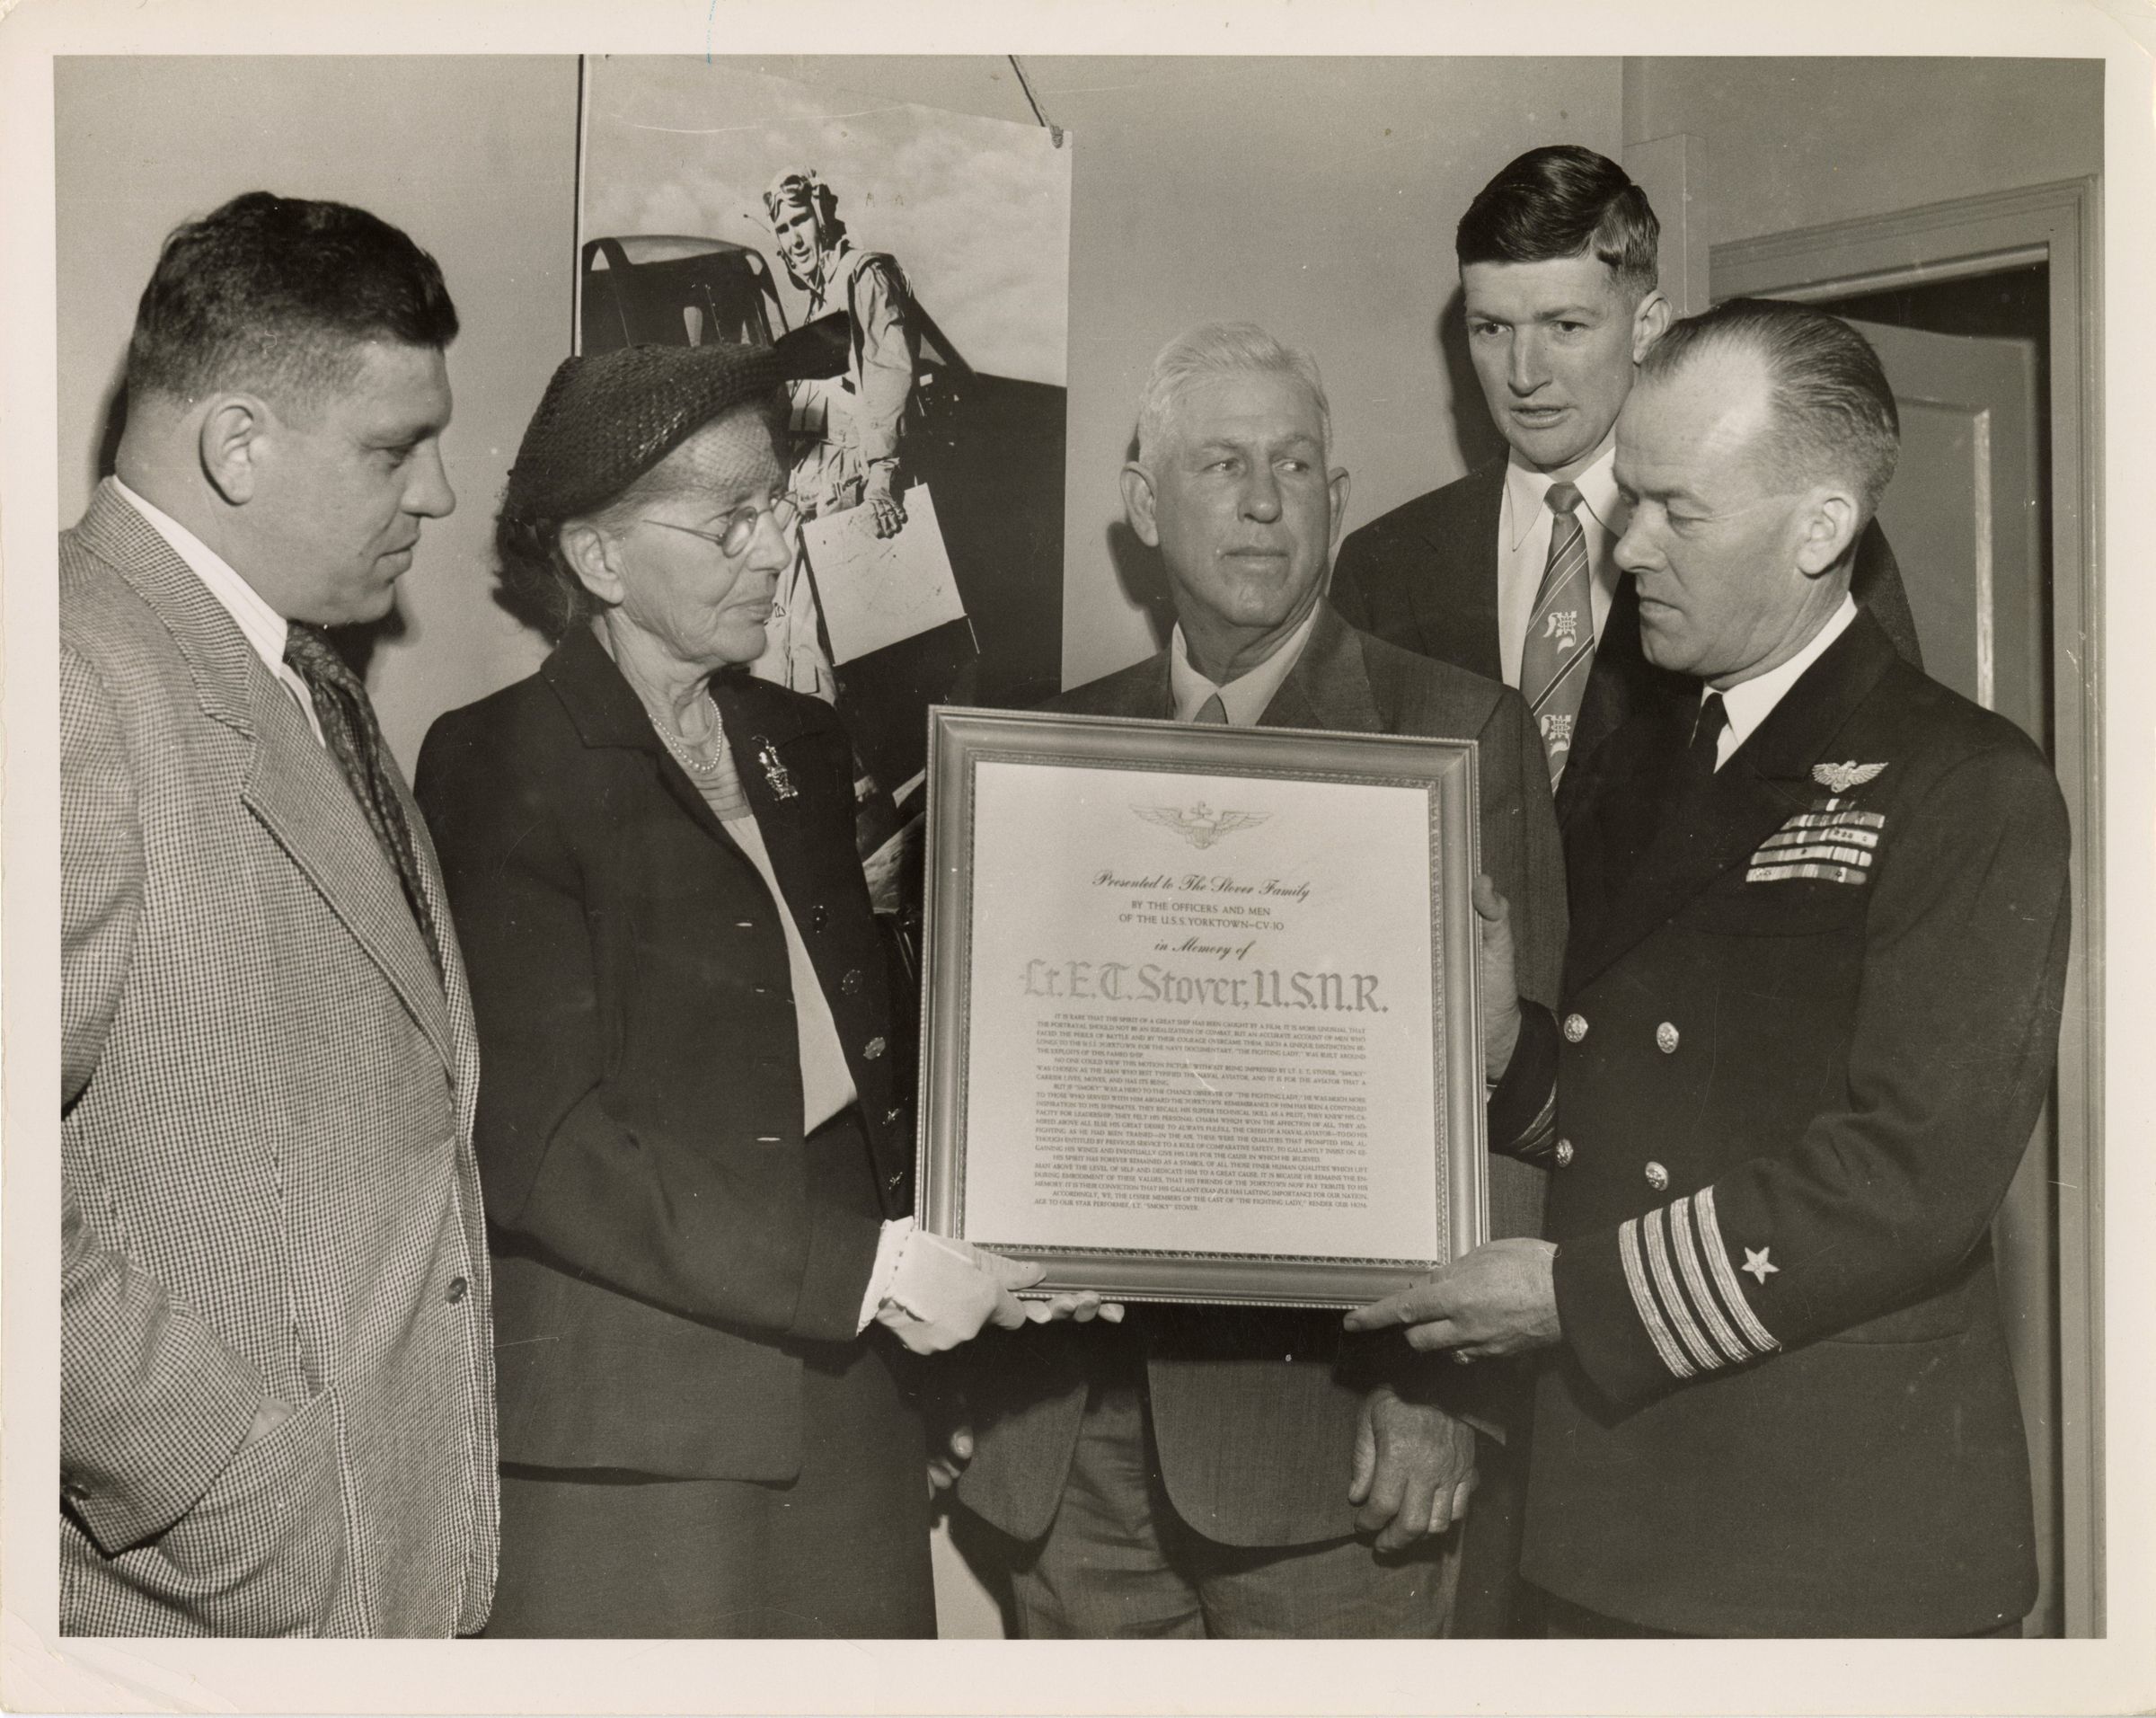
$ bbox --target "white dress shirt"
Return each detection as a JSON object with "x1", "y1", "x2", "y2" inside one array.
[
  {"x1": 1168, "y1": 599, "x2": 1323, "y2": 727},
  {"x1": 1708, "y1": 595, "x2": 1859, "y2": 770},
  {"x1": 111, "y1": 477, "x2": 324, "y2": 744},
  {"x1": 1497, "y1": 441, "x2": 1625, "y2": 688}
]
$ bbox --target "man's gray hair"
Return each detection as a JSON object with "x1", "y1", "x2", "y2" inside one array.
[{"x1": 1134, "y1": 322, "x2": 1332, "y2": 469}]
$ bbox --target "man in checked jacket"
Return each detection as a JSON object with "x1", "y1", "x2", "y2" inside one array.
[
  {"x1": 59, "y1": 193, "x2": 496, "y2": 1635},
  {"x1": 1348, "y1": 298, "x2": 2072, "y2": 1637}
]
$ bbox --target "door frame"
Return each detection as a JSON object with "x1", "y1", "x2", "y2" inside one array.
[{"x1": 1712, "y1": 178, "x2": 2104, "y2": 1637}]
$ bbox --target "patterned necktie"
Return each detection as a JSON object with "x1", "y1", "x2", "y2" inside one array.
[
  {"x1": 1193, "y1": 692, "x2": 1230, "y2": 725},
  {"x1": 282, "y1": 624, "x2": 445, "y2": 977},
  {"x1": 1519, "y1": 481, "x2": 1595, "y2": 784}
]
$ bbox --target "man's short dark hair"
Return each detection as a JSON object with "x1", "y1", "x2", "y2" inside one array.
[
  {"x1": 1642, "y1": 297, "x2": 1902, "y2": 516},
  {"x1": 126, "y1": 191, "x2": 458, "y2": 408},
  {"x1": 1456, "y1": 145, "x2": 1660, "y2": 298}
]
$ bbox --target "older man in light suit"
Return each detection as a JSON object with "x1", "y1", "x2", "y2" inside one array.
[
  {"x1": 60, "y1": 192, "x2": 495, "y2": 1635},
  {"x1": 950, "y1": 323, "x2": 1565, "y2": 1637}
]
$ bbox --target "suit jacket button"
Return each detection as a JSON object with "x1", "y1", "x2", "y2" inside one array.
[
  {"x1": 1562, "y1": 1013, "x2": 1589, "y2": 1044},
  {"x1": 1656, "y1": 1022, "x2": 1680, "y2": 1054},
  {"x1": 446, "y1": 1275, "x2": 469, "y2": 1304},
  {"x1": 840, "y1": 968, "x2": 864, "y2": 995},
  {"x1": 863, "y1": 1036, "x2": 887, "y2": 1060},
  {"x1": 1553, "y1": 1138, "x2": 1575, "y2": 1168},
  {"x1": 1644, "y1": 1161, "x2": 1670, "y2": 1191}
]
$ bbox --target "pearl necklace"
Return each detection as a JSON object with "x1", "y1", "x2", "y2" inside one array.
[{"x1": 647, "y1": 689, "x2": 726, "y2": 779}]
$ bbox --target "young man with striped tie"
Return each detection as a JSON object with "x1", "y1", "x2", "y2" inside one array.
[{"x1": 1329, "y1": 145, "x2": 1922, "y2": 820}]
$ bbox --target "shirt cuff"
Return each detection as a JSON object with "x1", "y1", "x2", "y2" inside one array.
[{"x1": 857, "y1": 1216, "x2": 916, "y2": 1333}]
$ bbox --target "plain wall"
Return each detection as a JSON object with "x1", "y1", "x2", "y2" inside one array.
[
  {"x1": 1625, "y1": 56, "x2": 2103, "y2": 254},
  {"x1": 55, "y1": 55, "x2": 577, "y2": 770}
]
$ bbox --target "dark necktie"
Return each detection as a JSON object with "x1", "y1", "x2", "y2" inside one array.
[
  {"x1": 1193, "y1": 692, "x2": 1230, "y2": 725},
  {"x1": 1519, "y1": 481, "x2": 1595, "y2": 784},
  {"x1": 282, "y1": 624, "x2": 445, "y2": 977},
  {"x1": 1687, "y1": 691, "x2": 1730, "y2": 781}
]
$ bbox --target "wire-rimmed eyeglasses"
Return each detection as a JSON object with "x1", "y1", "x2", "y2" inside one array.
[{"x1": 639, "y1": 493, "x2": 801, "y2": 560}]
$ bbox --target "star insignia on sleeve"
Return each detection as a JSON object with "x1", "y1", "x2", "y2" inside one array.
[
  {"x1": 1812, "y1": 760, "x2": 1887, "y2": 793},
  {"x1": 1741, "y1": 1246, "x2": 1779, "y2": 1285}
]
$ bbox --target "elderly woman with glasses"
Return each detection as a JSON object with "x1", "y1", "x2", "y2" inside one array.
[{"x1": 415, "y1": 341, "x2": 1071, "y2": 1637}]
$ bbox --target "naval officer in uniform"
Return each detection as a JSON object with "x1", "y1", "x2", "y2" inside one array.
[{"x1": 1348, "y1": 297, "x2": 2072, "y2": 1637}]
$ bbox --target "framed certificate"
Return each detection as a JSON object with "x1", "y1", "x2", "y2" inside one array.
[{"x1": 915, "y1": 707, "x2": 1488, "y2": 1307}]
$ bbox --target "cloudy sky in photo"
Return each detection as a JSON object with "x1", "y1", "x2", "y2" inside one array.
[{"x1": 582, "y1": 58, "x2": 1070, "y2": 385}]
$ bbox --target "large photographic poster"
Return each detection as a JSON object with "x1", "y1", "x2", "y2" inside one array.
[{"x1": 578, "y1": 58, "x2": 1073, "y2": 786}]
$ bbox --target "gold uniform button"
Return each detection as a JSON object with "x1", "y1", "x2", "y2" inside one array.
[
  {"x1": 1644, "y1": 1161, "x2": 1671, "y2": 1191},
  {"x1": 1562, "y1": 1013, "x2": 1589, "y2": 1044},
  {"x1": 863, "y1": 1036, "x2": 887, "y2": 1060},
  {"x1": 1553, "y1": 1139, "x2": 1575, "y2": 1168},
  {"x1": 1656, "y1": 1022, "x2": 1680, "y2": 1054}
]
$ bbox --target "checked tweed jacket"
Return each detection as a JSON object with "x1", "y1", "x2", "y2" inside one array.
[{"x1": 59, "y1": 480, "x2": 498, "y2": 1636}]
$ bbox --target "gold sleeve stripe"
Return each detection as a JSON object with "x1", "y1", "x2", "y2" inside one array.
[
  {"x1": 1695, "y1": 1184, "x2": 1781, "y2": 1355},
  {"x1": 1669, "y1": 1195, "x2": 1753, "y2": 1364},
  {"x1": 1644, "y1": 1205, "x2": 1723, "y2": 1372},
  {"x1": 1619, "y1": 1217, "x2": 1696, "y2": 1379}
]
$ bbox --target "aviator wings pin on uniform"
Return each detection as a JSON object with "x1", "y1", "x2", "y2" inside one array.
[{"x1": 1745, "y1": 761, "x2": 1892, "y2": 888}]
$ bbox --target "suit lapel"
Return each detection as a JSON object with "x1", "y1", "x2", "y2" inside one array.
[
  {"x1": 711, "y1": 672, "x2": 830, "y2": 882},
  {"x1": 1405, "y1": 461, "x2": 1506, "y2": 682},
  {"x1": 83, "y1": 483, "x2": 456, "y2": 1072},
  {"x1": 77, "y1": 482, "x2": 258, "y2": 739},
  {"x1": 1566, "y1": 613, "x2": 1899, "y2": 992},
  {"x1": 1260, "y1": 602, "x2": 1382, "y2": 734},
  {"x1": 242, "y1": 680, "x2": 456, "y2": 1075},
  {"x1": 1121, "y1": 651, "x2": 1175, "y2": 720}
]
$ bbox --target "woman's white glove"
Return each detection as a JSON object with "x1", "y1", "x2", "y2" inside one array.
[{"x1": 873, "y1": 1226, "x2": 1045, "y2": 1355}]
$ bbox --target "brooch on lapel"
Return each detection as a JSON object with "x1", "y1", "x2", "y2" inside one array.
[
  {"x1": 751, "y1": 736, "x2": 799, "y2": 801},
  {"x1": 1746, "y1": 762, "x2": 1890, "y2": 887}
]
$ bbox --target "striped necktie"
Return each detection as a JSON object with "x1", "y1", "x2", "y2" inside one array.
[
  {"x1": 1519, "y1": 481, "x2": 1595, "y2": 784},
  {"x1": 282, "y1": 623, "x2": 446, "y2": 977}
]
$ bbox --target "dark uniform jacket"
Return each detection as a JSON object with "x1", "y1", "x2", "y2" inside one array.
[
  {"x1": 1515, "y1": 608, "x2": 2070, "y2": 1635},
  {"x1": 415, "y1": 626, "x2": 910, "y2": 1482},
  {"x1": 1328, "y1": 456, "x2": 1925, "y2": 819},
  {"x1": 956, "y1": 601, "x2": 1567, "y2": 1548}
]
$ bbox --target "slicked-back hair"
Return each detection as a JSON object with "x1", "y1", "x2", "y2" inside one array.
[
  {"x1": 1641, "y1": 297, "x2": 1902, "y2": 516},
  {"x1": 126, "y1": 191, "x2": 458, "y2": 410},
  {"x1": 1456, "y1": 145, "x2": 1660, "y2": 299},
  {"x1": 1133, "y1": 322, "x2": 1331, "y2": 471}
]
